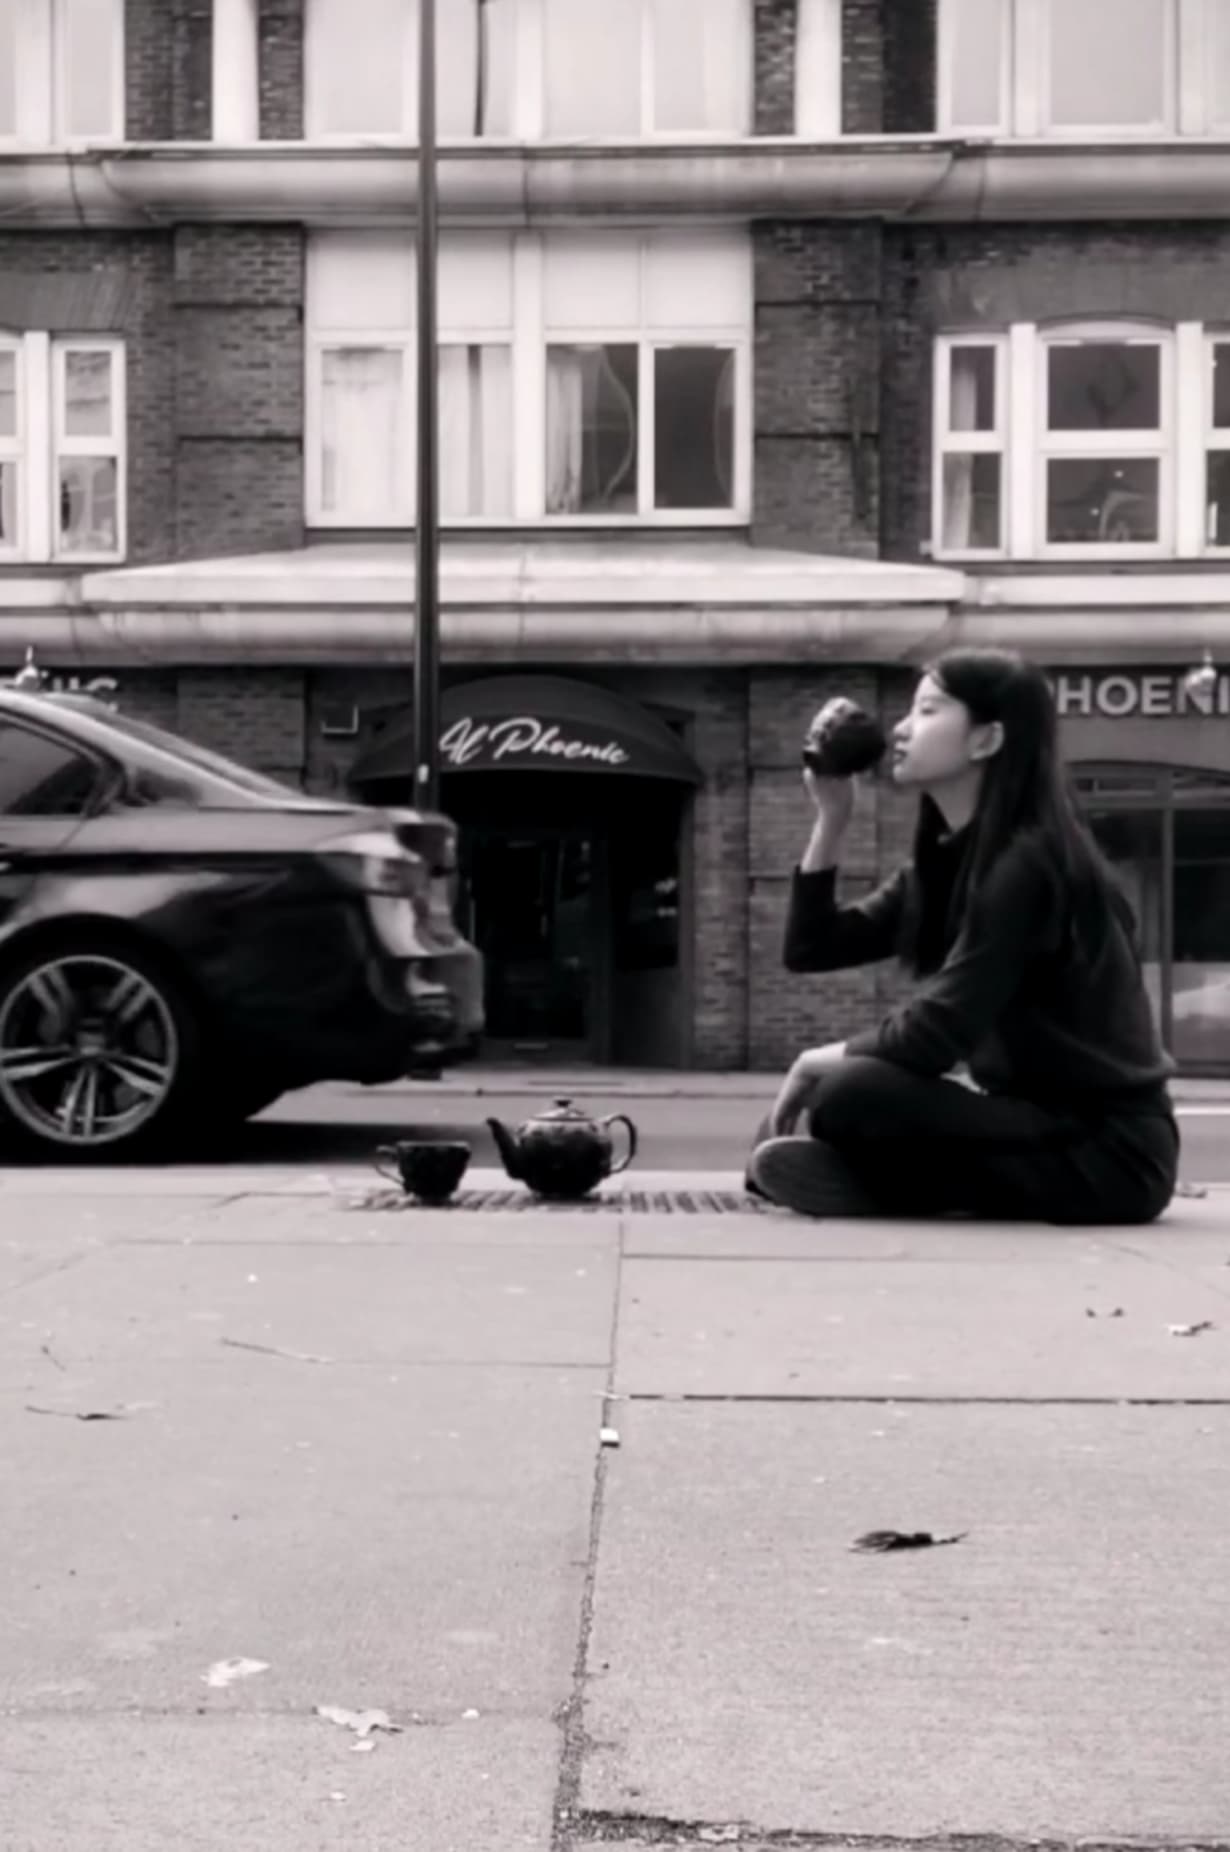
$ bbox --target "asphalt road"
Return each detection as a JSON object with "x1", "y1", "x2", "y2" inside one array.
[{"x1": 234, "y1": 1083, "x2": 1230, "y2": 1181}]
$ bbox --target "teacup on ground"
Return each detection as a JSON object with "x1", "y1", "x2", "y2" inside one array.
[{"x1": 373, "y1": 1139, "x2": 471, "y2": 1203}]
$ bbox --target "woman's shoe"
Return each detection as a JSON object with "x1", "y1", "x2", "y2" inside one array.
[{"x1": 748, "y1": 1137, "x2": 883, "y2": 1218}]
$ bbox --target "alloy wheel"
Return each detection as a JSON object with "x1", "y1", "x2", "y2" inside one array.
[{"x1": 0, "y1": 953, "x2": 180, "y2": 1150}]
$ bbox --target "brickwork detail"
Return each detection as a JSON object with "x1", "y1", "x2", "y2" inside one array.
[
  {"x1": 883, "y1": 0, "x2": 936, "y2": 132},
  {"x1": 176, "y1": 439, "x2": 304, "y2": 555},
  {"x1": 754, "y1": 0, "x2": 796, "y2": 134},
  {"x1": 177, "y1": 669, "x2": 307, "y2": 777},
  {"x1": 175, "y1": 307, "x2": 303, "y2": 438},
  {"x1": 173, "y1": 227, "x2": 304, "y2": 305},
  {"x1": 688, "y1": 676, "x2": 751, "y2": 1070},
  {"x1": 260, "y1": 0, "x2": 305, "y2": 139},
  {"x1": 171, "y1": 226, "x2": 305, "y2": 557},
  {"x1": 172, "y1": 0, "x2": 212, "y2": 139},
  {"x1": 753, "y1": 227, "x2": 882, "y2": 556},
  {"x1": 126, "y1": 0, "x2": 174, "y2": 139},
  {"x1": 842, "y1": 0, "x2": 884, "y2": 132}
]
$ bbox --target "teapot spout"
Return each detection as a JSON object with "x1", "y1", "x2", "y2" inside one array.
[{"x1": 486, "y1": 1117, "x2": 523, "y2": 1180}]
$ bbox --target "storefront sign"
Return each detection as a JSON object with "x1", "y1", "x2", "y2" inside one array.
[
  {"x1": 439, "y1": 715, "x2": 631, "y2": 771},
  {"x1": 51, "y1": 674, "x2": 118, "y2": 697},
  {"x1": 1054, "y1": 671, "x2": 1230, "y2": 719}
]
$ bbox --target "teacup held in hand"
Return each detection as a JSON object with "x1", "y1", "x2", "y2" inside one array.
[{"x1": 802, "y1": 697, "x2": 887, "y2": 778}]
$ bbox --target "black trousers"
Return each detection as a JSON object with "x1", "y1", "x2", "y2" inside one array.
[{"x1": 753, "y1": 1056, "x2": 1179, "y2": 1225}]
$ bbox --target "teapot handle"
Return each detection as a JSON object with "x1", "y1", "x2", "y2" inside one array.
[{"x1": 602, "y1": 1114, "x2": 638, "y2": 1176}]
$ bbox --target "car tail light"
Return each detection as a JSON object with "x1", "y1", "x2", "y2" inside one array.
[
  {"x1": 319, "y1": 831, "x2": 429, "y2": 901},
  {"x1": 319, "y1": 830, "x2": 436, "y2": 957}
]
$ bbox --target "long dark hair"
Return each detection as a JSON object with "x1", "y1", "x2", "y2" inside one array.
[{"x1": 900, "y1": 647, "x2": 1131, "y2": 975}]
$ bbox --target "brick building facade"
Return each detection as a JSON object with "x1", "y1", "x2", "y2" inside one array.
[{"x1": 4, "y1": 0, "x2": 1230, "y2": 1070}]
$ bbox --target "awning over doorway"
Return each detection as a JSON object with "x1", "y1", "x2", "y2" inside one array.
[{"x1": 349, "y1": 674, "x2": 703, "y2": 786}]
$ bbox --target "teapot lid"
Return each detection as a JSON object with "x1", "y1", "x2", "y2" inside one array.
[{"x1": 531, "y1": 1097, "x2": 593, "y2": 1125}]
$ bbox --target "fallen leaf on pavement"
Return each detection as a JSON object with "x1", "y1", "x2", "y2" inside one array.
[
  {"x1": 221, "y1": 1338, "x2": 333, "y2": 1366},
  {"x1": 316, "y1": 1705, "x2": 402, "y2": 1739},
  {"x1": 851, "y1": 1530, "x2": 968, "y2": 1553},
  {"x1": 203, "y1": 1658, "x2": 270, "y2": 1688},
  {"x1": 1167, "y1": 1321, "x2": 1215, "y2": 1338}
]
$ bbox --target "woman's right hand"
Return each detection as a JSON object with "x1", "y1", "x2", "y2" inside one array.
[{"x1": 803, "y1": 768, "x2": 856, "y2": 837}]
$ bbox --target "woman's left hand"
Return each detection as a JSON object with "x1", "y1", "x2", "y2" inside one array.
[{"x1": 768, "y1": 1042, "x2": 848, "y2": 1137}]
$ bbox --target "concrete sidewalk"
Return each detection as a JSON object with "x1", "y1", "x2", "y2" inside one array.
[{"x1": 3, "y1": 1165, "x2": 1229, "y2": 1850}]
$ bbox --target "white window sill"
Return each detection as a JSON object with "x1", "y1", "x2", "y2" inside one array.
[
  {"x1": 306, "y1": 513, "x2": 748, "y2": 532},
  {"x1": 1038, "y1": 544, "x2": 1173, "y2": 563}
]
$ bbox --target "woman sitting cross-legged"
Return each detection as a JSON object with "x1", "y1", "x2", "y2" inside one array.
[{"x1": 748, "y1": 648, "x2": 1179, "y2": 1225}]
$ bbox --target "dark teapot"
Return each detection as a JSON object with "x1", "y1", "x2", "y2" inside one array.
[
  {"x1": 487, "y1": 1098, "x2": 638, "y2": 1201},
  {"x1": 802, "y1": 697, "x2": 887, "y2": 778}
]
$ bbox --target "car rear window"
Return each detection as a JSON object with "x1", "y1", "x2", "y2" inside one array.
[
  {"x1": 90, "y1": 709, "x2": 300, "y2": 799},
  {"x1": 0, "y1": 722, "x2": 102, "y2": 816}
]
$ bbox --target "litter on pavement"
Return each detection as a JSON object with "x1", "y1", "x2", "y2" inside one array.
[
  {"x1": 316, "y1": 1704, "x2": 403, "y2": 1739},
  {"x1": 203, "y1": 1657, "x2": 270, "y2": 1688},
  {"x1": 850, "y1": 1530, "x2": 968, "y2": 1553}
]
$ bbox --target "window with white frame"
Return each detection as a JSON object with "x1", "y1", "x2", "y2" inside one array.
[
  {"x1": 543, "y1": 0, "x2": 751, "y2": 137},
  {"x1": 305, "y1": 0, "x2": 516, "y2": 138},
  {"x1": 0, "y1": 333, "x2": 125, "y2": 562},
  {"x1": 929, "y1": 322, "x2": 1230, "y2": 561},
  {"x1": 305, "y1": 229, "x2": 751, "y2": 528},
  {"x1": 0, "y1": 0, "x2": 124, "y2": 144},
  {"x1": 940, "y1": 0, "x2": 1230, "y2": 137},
  {"x1": 303, "y1": 0, "x2": 750, "y2": 140}
]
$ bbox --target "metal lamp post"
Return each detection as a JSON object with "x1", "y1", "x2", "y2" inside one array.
[{"x1": 413, "y1": 0, "x2": 441, "y2": 810}]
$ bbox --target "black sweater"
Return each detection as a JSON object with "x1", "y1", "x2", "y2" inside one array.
[{"x1": 784, "y1": 837, "x2": 1174, "y2": 1108}]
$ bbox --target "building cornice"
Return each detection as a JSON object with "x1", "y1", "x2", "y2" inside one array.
[
  {"x1": 4, "y1": 606, "x2": 1230, "y2": 670},
  {"x1": 2, "y1": 139, "x2": 1230, "y2": 227}
]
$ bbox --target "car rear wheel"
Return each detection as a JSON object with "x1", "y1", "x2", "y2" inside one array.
[{"x1": 0, "y1": 942, "x2": 199, "y2": 1161}]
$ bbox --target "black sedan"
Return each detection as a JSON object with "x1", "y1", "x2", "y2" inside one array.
[{"x1": 0, "y1": 683, "x2": 483, "y2": 1160}]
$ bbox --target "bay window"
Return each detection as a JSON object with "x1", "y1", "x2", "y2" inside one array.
[
  {"x1": 930, "y1": 322, "x2": 1230, "y2": 561},
  {"x1": 306, "y1": 229, "x2": 750, "y2": 528},
  {"x1": 303, "y1": 0, "x2": 750, "y2": 140},
  {"x1": 0, "y1": 0, "x2": 124, "y2": 143},
  {"x1": 940, "y1": 0, "x2": 1230, "y2": 137},
  {"x1": 0, "y1": 334, "x2": 125, "y2": 562}
]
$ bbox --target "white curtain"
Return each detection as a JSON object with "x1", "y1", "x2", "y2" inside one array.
[
  {"x1": 0, "y1": 462, "x2": 14, "y2": 546},
  {"x1": 306, "y1": 0, "x2": 404, "y2": 134},
  {"x1": 651, "y1": 0, "x2": 750, "y2": 132},
  {"x1": 1048, "y1": 0, "x2": 1166, "y2": 128},
  {"x1": 545, "y1": 350, "x2": 585, "y2": 512},
  {"x1": 320, "y1": 348, "x2": 405, "y2": 522},
  {"x1": 543, "y1": 0, "x2": 640, "y2": 134},
  {"x1": 60, "y1": 0, "x2": 120, "y2": 136},
  {"x1": 439, "y1": 345, "x2": 512, "y2": 517},
  {"x1": 1210, "y1": 0, "x2": 1230, "y2": 127},
  {"x1": 944, "y1": 0, "x2": 1006, "y2": 131},
  {"x1": 0, "y1": 0, "x2": 17, "y2": 136}
]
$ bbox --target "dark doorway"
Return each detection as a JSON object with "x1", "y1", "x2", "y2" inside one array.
[{"x1": 446, "y1": 771, "x2": 688, "y2": 1068}]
